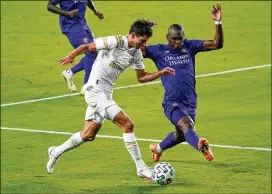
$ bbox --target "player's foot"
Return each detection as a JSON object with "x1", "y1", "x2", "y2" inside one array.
[
  {"x1": 137, "y1": 165, "x2": 153, "y2": 181},
  {"x1": 46, "y1": 146, "x2": 60, "y2": 174},
  {"x1": 149, "y1": 144, "x2": 162, "y2": 162},
  {"x1": 198, "y1": 138, "x2": 214, "y2": 161},
  {"x1": 80, "y1": 84, "x2": 86, "y2": 95},
  {"x1": 61, "y1": 70, "x2": 76, "y2": 92}
]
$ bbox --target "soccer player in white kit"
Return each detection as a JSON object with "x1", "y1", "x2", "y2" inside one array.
[{"x1": 46, "y1": 19, "x2": 175, "y2": 180}]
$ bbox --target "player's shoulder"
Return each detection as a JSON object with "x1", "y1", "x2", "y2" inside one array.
[
  {"x1": 107, "y1": 35, "x2": 126, "y2": 48},
  {"x1": 183, "y1": 39, "x2": 203, "y2": 44}
]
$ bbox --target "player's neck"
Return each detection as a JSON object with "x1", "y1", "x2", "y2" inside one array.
[
  {"x1": 127, "y1": 35, "x2": 134, "y2": 48},
  {"x1": 168, "y1": 45, "x2": 182, "y2": 50}
]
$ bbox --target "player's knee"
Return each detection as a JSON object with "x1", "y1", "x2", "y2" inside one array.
[
  {"x1": 81, "y1": 131, "x2": 96, "y2": 141},
  {"x1": 123, "y1": 120, "x2": 134, "y2": 133},
  {"x1": 174, "y1": 131, "x2": 186, "y2": 142},
  {"x1": 177, "y1": 117, "x2": 194, "y2": 133},
  {"x1": 186, "y1": 121, "x2": 194, "y2": 130}
]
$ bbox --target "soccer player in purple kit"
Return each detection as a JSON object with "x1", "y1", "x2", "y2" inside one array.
[
  {"x1": 47, "y1": 0, "x2": 104, "y2": 93},
  {"x1": 142, "y1": 3, "x2": 224, "y2": 162}
]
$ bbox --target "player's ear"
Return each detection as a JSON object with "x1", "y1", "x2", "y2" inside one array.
[
  {"x1": 131, "y1": 32, "x2": 137, "y2": 39},
  {"x1": 166, "y1": 34, "x2": 169, "y2": 40}
]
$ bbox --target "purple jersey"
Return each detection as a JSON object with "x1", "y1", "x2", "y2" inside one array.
[
  {"x1": 50, "y1": 0, "x2": 90, "y2": 33},
  {"x1": 145, "y1": 39, "x2": 204, "y2": 108}
]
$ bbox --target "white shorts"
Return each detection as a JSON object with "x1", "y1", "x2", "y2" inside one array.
[{"x1": 84, "y1": 87, "x2": 122, "y2": 124}]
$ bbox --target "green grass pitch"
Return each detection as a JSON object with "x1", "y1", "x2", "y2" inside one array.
[{"x1": 1, "y1": 1, "x2": 271, "y2": 193}]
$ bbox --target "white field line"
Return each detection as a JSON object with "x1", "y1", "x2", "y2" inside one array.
[
  {"x1": 1, "y1": 64, "x2": 271, "y2": 108},
  {"x1": 1, "y1": 127, "x2": 271, "y2": 152}
]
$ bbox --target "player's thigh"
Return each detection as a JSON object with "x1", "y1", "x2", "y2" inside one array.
[
  {"x1": 105, "y1": 103, "x2": 133, "y2": 132},
  {"x1": 165, "y1": 105, "x2": 194, "y2": 131},
  {"x1": 64, "y1": 30, "x2": 94, "y2": 49},
  {"x1": 104, "y1": 101, "x2": 122, "y2": 121}
]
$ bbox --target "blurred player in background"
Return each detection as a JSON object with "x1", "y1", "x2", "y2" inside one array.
[
  {"x1": 142, "y1": 3, "x2": 224, "y2": 162},
  {"x1": 46, "y1": 19, "x2": 175, "y2": 180},
  {"x1": 47, "y1": 0, "x2": 104, "y2": 94}
]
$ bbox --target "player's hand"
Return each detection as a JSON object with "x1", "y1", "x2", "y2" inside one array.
[
  {"x1": 211, "y1": 2, "x2": 222, "y2": 21},
  {"x1": 159, "y1": 67, "x2": 175, "y2": 76},
  {"x1": 66, "y1": 9, "x2": 79, "y2": 18},
  {"x1": 58, "y1": 55, "x2": 74, "y2": 66},
  {"x1": 95, "y1": 11, "x2": 104, "y2": 19},
  {"x1": 147, "y1": 19, "x2": 157, "y2": 27}
]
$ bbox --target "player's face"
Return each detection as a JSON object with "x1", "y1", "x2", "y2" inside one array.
[
  {"x1": 167, "y1": 29, "x2": 185, "y2": 49},
  {"x1": 132, "y1": 33, "x2": 150, "y2": 49}
]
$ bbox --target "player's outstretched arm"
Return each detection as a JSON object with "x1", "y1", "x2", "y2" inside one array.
[
  {"x1": 58, "y1": 43, "x2": 96, "y2": 66},
  {"x1": 135, "y1": 67, "x2": 175, "y2": 83},
  {"x1": 47, "y1": 1, "x2": 79, "y2": 18},
  {"x1": 203, "y1": 3, "x2": 224, "y2": 51},
  {"x1": 86, "y1": 0, "x2": 104, "y2": 19}
]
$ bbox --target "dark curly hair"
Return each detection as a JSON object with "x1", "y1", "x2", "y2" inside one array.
[{"x1": 129, "y1": 19, "x2": 153, "y2": 38}]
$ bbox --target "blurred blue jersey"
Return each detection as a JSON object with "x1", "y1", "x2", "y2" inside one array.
[
  {"x1": 145, "y1": 39, "x2": 204, "y2": 108},
  {"x1": 50, "y1": 0, "x2": 90, "y2": 33}
]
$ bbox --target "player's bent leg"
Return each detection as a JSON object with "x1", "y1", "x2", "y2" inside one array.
[
  {"x1": 177, "y1": 116, "x2": 214, "y2": 161},
  {"x1": 198, "y1": 138, "x2": 214, "y2": 161},
  {"x1": 110, "y1": 109, "x2": 152, "y2": 180},
  {"x1": 46, "y1": 121, "x2": 101, "y2": 174},
  {"x1": 80, "y1": 120, "x2": 102, "y2": 141},
  {"x1": 150, "y1": 130, "x2": 186, "y2": 162},
  {"x1": 46, "y1": 131, "x2": 84, "y2": 174},
  {"x1": 176, "y1": 116, "x2": 201, "y2": 151}
]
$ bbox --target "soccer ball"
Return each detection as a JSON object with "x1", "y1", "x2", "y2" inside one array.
[{"x1": 152, "y1": 162, "x2": 175, "y2": 186}]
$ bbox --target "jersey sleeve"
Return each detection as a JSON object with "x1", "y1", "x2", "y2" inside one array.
[
  {"x1": 189, "y1": 40, "x2": 204, "y2": 54},
  {"x1": 49, "y1": 0, "x2": 60, "y2": 5},
  {"x1": 132, "y1": 50, "x2": 145, "y2": 70},
  {"x1": 144, "y1": 45, "x2": 158, "y2": 60},
  {"x1": 94, "y1": 36, "x2": 120, "y2": 51}
]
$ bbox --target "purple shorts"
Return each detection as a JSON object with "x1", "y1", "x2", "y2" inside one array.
[
  {"x1": 65, "y1": 29, "x2": 94, "y2": 49},
  {"x1": 163, "y1": 101, "x2": 196, "y2": 128}
]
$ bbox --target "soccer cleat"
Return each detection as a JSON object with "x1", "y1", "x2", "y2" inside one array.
[
  {"x1": 61, "y1": 70, "x2": 76, "y2": 92},
  {"x1": 80, "y1": 84, "x2": 86, "y2": 95},
  {"x1": 198, "y1": 138, "x2": 214, "y2": 161},
  {"x1": 137, "y1": 166, "x2": 153, "y2": 181},
  {"x1": 149, "y1": 144, "x2": 162, "y2": 162},
  {"x1": 46, "y1": 146, "x2": 60, "y2": 174}
]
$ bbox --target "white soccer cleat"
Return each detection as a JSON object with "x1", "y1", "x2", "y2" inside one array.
[
  {"x1": 137, "y1": 166, "x2": 153, "y2": 181},
  {"x1": 61, "y1": 70, "x2": 76, "y2": 92},
  {"x1": 80, "y1": 84, "x2": 86, "y2": 95},
  {"x1": 46, "y1": 146, "x2": 59, "y2": 174}
]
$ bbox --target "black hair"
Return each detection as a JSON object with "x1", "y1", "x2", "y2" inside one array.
[
  {"x1": 129, "y1": 19, "x2": 153, "y2": 38},
  {"x1": 169, "y1": 24, "x2": 183, "y2": 31}
]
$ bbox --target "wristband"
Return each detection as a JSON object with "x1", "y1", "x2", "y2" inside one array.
[{"x1": 215, "y1": 20, "x2": 222, "y2": 25}]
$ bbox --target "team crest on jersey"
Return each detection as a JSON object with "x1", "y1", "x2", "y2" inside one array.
[
  {"x1": 129, "y1": 58, "x2": 135, "y2": 63},
  {"x1": 181, "y1": 48, "x2": 188, "y2": 53},
  {"x1": 172, "y1": 103, "x2": 178, "y2": 107}
]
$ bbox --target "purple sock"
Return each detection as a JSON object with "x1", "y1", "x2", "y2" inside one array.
[
  {"x1": 83, "y1": 52, "x2": 96, "y2": 84},
  {"x1": 184, "y1": 129, "x2": 199, "y2": 150},
  {"x1": 159, "y1": 131, "x2": 186, "y2": 150},
  {"x1": 71, "y1": 57, "x2": 85, "y2": 74}
]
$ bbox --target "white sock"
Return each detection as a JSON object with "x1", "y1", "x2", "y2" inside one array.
[
  {"x1": 123, "y1": 132, "x2": 146, "y2": 169},
  {"x1": 67, "y1": 69, "x2": 74, "y2": 76},
  {"x1": 54, "y1": 132, "x2": 84, "y2": 157},
  {"x1": 156, "y1": 144, "x2": 163, "y2": 154}
]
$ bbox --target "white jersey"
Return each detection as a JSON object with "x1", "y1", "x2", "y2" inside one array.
[{"x1": 86, "y1": 35, "x2": 145, "y2": 93}]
